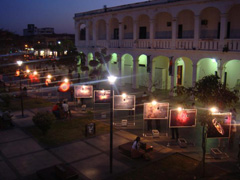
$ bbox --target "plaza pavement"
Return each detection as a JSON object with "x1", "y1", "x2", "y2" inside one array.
[{"x1": 1, "y1": 85, "x2": 240, "y2": 179}]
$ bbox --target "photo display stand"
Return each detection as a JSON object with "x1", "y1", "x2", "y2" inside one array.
[
  {"x1": 143, "y1": 102, "x2": 169, "y2": 137},
  {"x1": 206, "y1": 112, "x2": 231, "y2": 159},
  {"x1": 113, "y1": 94, "x2": 136, "y2": 127},
  {"x1": 74, "y1": 85, "x2": 93, "y2": 111},
  {"x1": 168, "y1": 109, "x2": 197, "y2": 147},
  {"x1": 93, "y1": 90, "x2": 111, "y2": 120}
]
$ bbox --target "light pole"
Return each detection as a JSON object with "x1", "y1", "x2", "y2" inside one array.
[
  {"x1": 107, "y1": 75, "x2": 117, "y2": 174},
  {"x1": 17, "y1": 60, "x2": 24, "y2": 118}
]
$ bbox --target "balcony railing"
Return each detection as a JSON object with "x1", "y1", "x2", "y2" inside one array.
[{"x1": 77, "y1": 38, "x2": 240, "y2": 52}]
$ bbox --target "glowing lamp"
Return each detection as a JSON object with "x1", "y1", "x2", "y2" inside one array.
[
  {"x1": 212, "y1": 58, "x2": 217, "y2": 63},
  {"x1": 210, "y1": 107, "x2": 217, "y2": 113},
  {"x1": 152, "y1": 100, "x2": 157, "y2": 105},
  {"x1": 47, "y1": 74, "x2": 52, "y2": 79},
  {"x1": 26, "y1": 69, "x2": 30, "y2": 73},
  {"x1": 17, "y1": 60, "x2": 23, "y2": 66},
  {"x1": 177, "y1": 107, "x2": 183, "y2": 111},
  {"x1": 108, "y1": 76, "x2": 117, "y2": 84},
  {"x1": 33, "y1": 71, "x2": 38, "y2": 75},
  {"x1": 64, "y1": 78, "x2": 69, "y2": 83},
  {"x1": 122, "y1": 93, "x2": 127, "y2": 99},
  {"x1": 15, "y1": 70, "x2": 20, "y2": 76}
]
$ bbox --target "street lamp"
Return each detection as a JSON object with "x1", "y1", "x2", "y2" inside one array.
[
  {"x1": 107, "y1": 75, "x2": 117, "y2": 174},
  {"x1": 16, "y1": 60, "x2": 24, "y2": 117}
]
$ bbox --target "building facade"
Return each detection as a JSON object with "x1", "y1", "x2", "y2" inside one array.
[
  {"x1": 74, "y1": 0, "x2": 240, "y2": 91},
  {"x1": 23, "y1": 24, "x2": 54, "y2": 36}
]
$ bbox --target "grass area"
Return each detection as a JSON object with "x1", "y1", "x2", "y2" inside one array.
[
  {"x1": 25, "y1": 115, "x2": 110, "y2": 147},
  {"x1": 9, "y1": 96, "x2": 53, "y2": 110},
  {"x1": 116, "y1": 153, "x2": 228, "y2": 180}
]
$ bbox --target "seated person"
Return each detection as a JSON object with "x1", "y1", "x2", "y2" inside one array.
[
  {"x1": 131, "y1": 136, "x2": 145, "y2": 159},
  {"x1": 52, "y1": 103, "x2": 60, "y2": 119}
]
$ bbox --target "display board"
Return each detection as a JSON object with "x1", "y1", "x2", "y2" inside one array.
[
  {"x1": 74, "y1": 85, "x2": 93, "y2": 98},
  {"x1": 113, "y1": 95, "x2": 135, "y2": 110},
  {"x1": 94, "y1": 90, "x2": 111, "y2": 104},
  {"x1": 169, "y1": 109, "x2": 197, "y2": 128},
  {"x1": 143, "y1": 103, "x2": 169, "y2": 119},
  {"x1": 207, "y1": 112, "x2": 231, "y2": 138}
]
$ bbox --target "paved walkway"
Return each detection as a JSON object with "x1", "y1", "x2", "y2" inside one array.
[{"x1": 1, "y1": 84, "x2": 240, "y2": 179}]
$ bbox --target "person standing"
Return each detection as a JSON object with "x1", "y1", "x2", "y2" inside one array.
[{"x1": 62, "y1": 101, "x2": 70, "y2": 119}]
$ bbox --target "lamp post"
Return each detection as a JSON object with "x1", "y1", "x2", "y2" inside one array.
[
  {"x1": 107, "y1": 75, "x2": 117, "y2": 174},
  {"x1": 16, "y1": 60, "x2": 24, "y2": 118}
]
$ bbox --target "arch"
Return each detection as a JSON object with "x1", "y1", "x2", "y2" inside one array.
[
  {"x1": 152, "y1": 56, "x2": 170, "y2": 89},
  {"x1": 137, "y1": 14, "x2": 150, "y2": 39},
  {"x1": 197, "y1": 58, "x2": 218, "y2": 81},
  {"x1": 109, "y1": 18, "x2": 119, "y2": 40},
  {"x1": 96, "y1": 19, "x2": 106, "y2": 40},
  {"x1": 122, "y1": 16, "x2": 133, "y2": 39},
  {"x1": 177, "y1": 10, "x2": 194, "y2": 39},
  {"x1": 223, "y1": 59, "x2": 240, "y2": 89},
  {"x1": 121, "y1": 53, "x2": 133, "y2": 85},
  {"x1": 174, "y1": 57, "x2": 193, "y2": 87},
  {"x1": 137, "y1": 54, "x2": 148, "y2": 87},
  {"x1": 200, "y1": 7, "x2": 221, "y2": 39},
  {"x1": 227, "y1": 4, "x2": 240, "y2": 38},
  {"x1": 154, "y1": 12, "x2": 172, "y2": 39},
  {"x1": 79, "y1": 24, "x2": 86, "y2": 40}
]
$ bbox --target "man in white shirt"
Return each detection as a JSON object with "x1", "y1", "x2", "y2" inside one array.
[{"x1": 62, "y1": 101, "x2": 70, "y2": 119}]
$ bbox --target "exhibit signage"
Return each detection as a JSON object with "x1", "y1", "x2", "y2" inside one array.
[
  {"x1": 94, "y1": 90, "x2": 111, "y2": 104},
  {"x1": 207, "y1": 112, "x2": 231, "y2": 138},
  {"x1": 74, "y1": 85, "x2": 93, "y2": 98},
  {"x1": 113, "y1": 94, "x2": 135, "y2": 110},
  {"x1": 143, "y1": 102, "x2": 169, "y2": 119},
  {"x1": 169, "y1": 109, "x2": 197, "y2": 128}
]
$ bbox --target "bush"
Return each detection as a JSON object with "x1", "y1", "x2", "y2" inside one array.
[{"x1": 32, "y1": 111, "x2": 56, "y2": 135}]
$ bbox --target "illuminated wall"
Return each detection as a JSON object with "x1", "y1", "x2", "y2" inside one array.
[
  {"x1": 197, "y1": 58, "x2": 217, "y2": 81},
  {"x1": 122, "y1": 54, "x2": 133, "y2": 85},
  {"x1": 224, "y1": 60, "x2": 240, "y2": 88},
  {"x1": 138, "y1": 54, "x2": 148, "y2": 87}
]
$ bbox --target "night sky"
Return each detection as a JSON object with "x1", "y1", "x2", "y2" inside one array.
[{"x1": 0, "y1": 0, "x2": 145, "y2": 35}]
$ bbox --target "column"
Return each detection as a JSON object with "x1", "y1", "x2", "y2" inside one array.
[
  {"x1": 75, "y1": 22, "x2": 79, "y2": 47},
  {"x1": 192, "y1": 63, "x2": 197, "y2": 87},
  {"x1": 170, "y1": 58, "x2": 176, "y2": 90},
  {"x1": 133, "y1": 20, "x2": 138, "y2": 48},
  {"x1": 117, "y1": 54, "x2": 122, "y2": 86},
  {"x1": 171, "y1": 17, "x2": 177, "y2": 49},
  {"x1": 132, "y1": 57, "x2": 139, "y2": 89},
  {"x1": 85, "y1": 21, "x2": 89, "y2": 47},
  {"x1": 92, "y1": 20, "x2": 97, "y2": 45},
  {"x1": 193, "y1": 15, "x2": 200, "y2": 50},
  {"x1": 219, "y1": 13, "x2": 227, "y2": 50},
  {"x1": 150, "y1": 19, "x2": 154, "y2": 49},
  {"x1": 147, "y1": 55, "x2": 154, "y2": 92},
  {"x1": 217, "y1": 60, "x2": 223, "y2": 80},
  {"x1": 119, "y1": 22, "x2": 123, "y2": 48}
]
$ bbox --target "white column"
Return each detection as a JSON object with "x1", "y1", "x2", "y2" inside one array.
[
  {"x1": 117, "y1": 54, "x2": 122, "y2": 86},
  {"x1": 119, "y1": 22, "x2": 123, "y2": 48},
  {"x1": 171, "y1": 17, "x2": 177, "y2": 49},
  {"x1": 194, "y1": 15, "x2": 200, "y2": 50},
  {"x1": 192, "y1": 63, "x2": 197, "y2": 87},
  {"x1": 133, "y1": 20, "x2": 138, "y2": 48},
  {"x1": 75, "y1": 22, "x2": 79, "y2": 47},
  {"x1": 217, "y1": 60, "x2": 223, "y2": 80},
  {"x1": 219, "y1": 13, "x2": 227, "y2": 50},
  {"x1": 85, "y1": 21, "x2": 89, "y2": 47},
  {"x1": 170, "y1": 58, "x2": 176, "y2": 89},
  {"x1": 132, "y1": 57, "x2": 139, "y2": 89},
  {"x1": 150, "y1": 19, "x2": 154, "y2": 49}
]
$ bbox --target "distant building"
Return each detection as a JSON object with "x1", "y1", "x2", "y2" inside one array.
[{"x1": 23, "y1": 24, "x2": 54, "y2": 36}]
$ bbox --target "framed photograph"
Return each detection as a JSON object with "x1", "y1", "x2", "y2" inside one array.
[
  {"x1": 207, "y1": 112, "x2": 231, "y2": 139},
  {"x1": 169, "y1": 109, "x2": 197, "y2": 128},
  {"x1": 74, "y1": 85, "x2": 93, "y2": 98},
  {"x1": 113, "y1": 95, "x2": 135, "y2": 110},
  {"x1": 143, "y1": 103, "x2": 169, "y2": 119},
  {"x1": 94, "y1": 90, "x2": 111, "y2": 104}
]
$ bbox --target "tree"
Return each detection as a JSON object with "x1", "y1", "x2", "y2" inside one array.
[{"x1": 174, "y1": 74, "x2": 239, "y2": 176}]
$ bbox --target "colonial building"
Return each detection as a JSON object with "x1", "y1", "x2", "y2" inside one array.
[{"x1": 74, "y1": 0, "x2": 240, "y2": 91}]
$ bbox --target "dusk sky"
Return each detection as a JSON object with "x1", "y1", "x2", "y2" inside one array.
[{"x1": 0, "y1": 0, "x2": 146, "y2": 35}]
